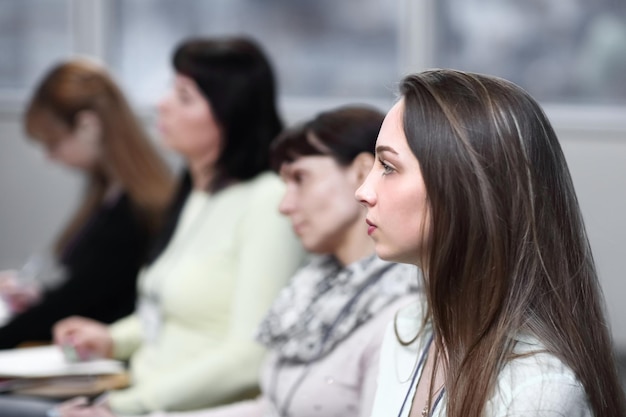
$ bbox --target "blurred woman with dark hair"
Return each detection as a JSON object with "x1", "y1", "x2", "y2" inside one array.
[{"x1": 48, "y1": 37, "x2": 304, "y2": 416}]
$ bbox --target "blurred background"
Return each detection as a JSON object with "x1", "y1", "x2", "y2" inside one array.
[{"x1": 0, "y1": 0, "x2": 625, "y2": 358}]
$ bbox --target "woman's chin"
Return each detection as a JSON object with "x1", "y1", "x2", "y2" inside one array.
[
  {"x1": 373, "y1": 246, "x2": 397, "y2": 262},
  {"x1": 375, "y1": 247, "x2": 418, "y2": 266}
]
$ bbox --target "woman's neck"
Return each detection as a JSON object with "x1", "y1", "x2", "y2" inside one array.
[
  {"x1": 103, "y1": 181, "x2": 123, "y2": 204},
  {"x1": 93, "y1": 163, "x2": 122, "y2": 204},
  {"x1": 187, "y1": 155, "x2": 216, "y2": 191}
]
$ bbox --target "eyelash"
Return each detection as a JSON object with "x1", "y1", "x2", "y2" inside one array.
[
  {"x1": 379, "y1": 158, "x2": 394, "y2": 175},
  {"x1": 176, "y1": 88, "x2": 192, "y2": 103}
]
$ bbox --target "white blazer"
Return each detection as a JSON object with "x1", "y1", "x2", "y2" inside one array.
[{"x1": 369, "y1": 300, "x2": 592, "y2": 417}]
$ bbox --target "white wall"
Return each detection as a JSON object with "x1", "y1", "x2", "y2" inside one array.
[
  {"x1": 556, "y1": 123, "x2": 626, "y2": 348},
  {"x1": 0, "y1": 112, "x2": 81, "y2": 269},
  {"x1": 0, "y1": 107, "x2": 625, "y2": 349}
]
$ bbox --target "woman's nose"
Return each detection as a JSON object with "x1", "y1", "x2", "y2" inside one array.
[
  {"x1": 355, "y1": 176, "x2": 375, "y2": 207},
  {"x1": 278, "y1": 189, "x2": 296, "y2": 216},
  {"x1": 157, "y1": 91, "x2": 172, "y2": 113}
]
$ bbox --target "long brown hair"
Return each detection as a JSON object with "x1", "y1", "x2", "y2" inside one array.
[
  {"x1": 24, "y1": 59, "x2": 174, "y2": 255},
  {"x1": 399, "y1": 69, "x2": 625, "y2": 416}
]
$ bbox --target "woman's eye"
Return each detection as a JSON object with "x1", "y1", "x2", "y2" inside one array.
[
  {"x1": 176, "y1": 88, "x2": 192, "y2": 103},
  {"x1": 379, "y1": 159, "x2": 394, "y2": 175}
]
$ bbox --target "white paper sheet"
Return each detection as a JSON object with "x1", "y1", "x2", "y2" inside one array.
[{"x1": 0, "y1": 345, "x2": 124, "y2": 378}]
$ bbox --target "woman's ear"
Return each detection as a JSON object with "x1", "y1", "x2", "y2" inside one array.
[
  {"x1": 74, "y1": 110, "x2": 102, "y2": 146},
  {"x1": 351, "y1": 152, "x2": 375, "y2": 183}
]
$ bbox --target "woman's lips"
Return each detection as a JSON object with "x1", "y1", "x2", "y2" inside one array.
[
  {"x1": 366, "y1": 219, "x2": 377, "y2": 236},
  {"x1": 292, "y1": 222, "x2": 304, "y2": 235}
]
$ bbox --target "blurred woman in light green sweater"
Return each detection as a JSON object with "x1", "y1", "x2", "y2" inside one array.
[{"x1": 51, "y1": 36, "x2": 305, "y2": 416}]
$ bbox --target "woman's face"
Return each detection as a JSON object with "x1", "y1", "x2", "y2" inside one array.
[
  {"x1": 355, "y1": 100, "x2": 430, "y2": 266},
  {"x1": 157, "y1": 74, "x2": 222, "y2": 164},
  {"x1": 279, "y1": 154, "x2": 367, "y2": 255},
  {"x1": 39, "y1": 112, "x2": 101, "y2": 172}
]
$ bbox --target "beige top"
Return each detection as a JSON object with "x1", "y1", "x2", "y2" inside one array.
[
  {"x1": 108, "y1": 172, "x2": 305, "y2": 415},
  {"x1": 147, "y1": 296, "x2": 418, "y2": 417}
]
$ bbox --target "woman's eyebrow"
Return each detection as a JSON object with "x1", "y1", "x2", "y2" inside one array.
[{"x1": 375, "y1": 145, "x2": 398, "y2": 155}]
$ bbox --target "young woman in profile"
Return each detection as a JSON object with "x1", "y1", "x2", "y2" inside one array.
[
  {"x1": 356, "y1": 69, "x2": 626, "y2": 416},
  {"x1": 52, "y1": 106, "x2": 420, "y2": 417},
  {"x1": 0, "y1": 58, "x2": 174, "y2": 349}
]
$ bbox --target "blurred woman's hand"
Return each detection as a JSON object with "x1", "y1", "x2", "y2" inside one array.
[
  {"x1": 53, "y1": 316, "x2": 113, "y2": 360},
  {"x1": 49, "y1": 396, "x2": 116, "y2": 417},
  {"x1": 0, "y1": 270, "x2": 42, "y2": 313}
]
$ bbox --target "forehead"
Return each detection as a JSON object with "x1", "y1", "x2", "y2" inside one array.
[
  {"x1": 279, "y1": 155, "x2": 338, "y2": 175},
  {"x1": 376, "y1": 100, "x2": 406, "y2": 150},
  {"x1": 174, "y1": 74, "x2": 201, "y2": 91}
]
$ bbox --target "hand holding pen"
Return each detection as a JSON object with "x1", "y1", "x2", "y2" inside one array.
[
  {"x1": 0, "y1": 252, "x2": 66, "y2": 314},
  {"x1": 0, "y1": 255, "x2": 46, "y2": 314},
  {"x1": 47, "y1": 393, "x2": 115, "y2": 417},
  {"x1": 53, "y1": 316, "x2": 114, "y2": 362}
]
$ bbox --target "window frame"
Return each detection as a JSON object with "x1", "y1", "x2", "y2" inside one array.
[{"x1": 0, "y1": 0, "x2": 624, "y2": 133}]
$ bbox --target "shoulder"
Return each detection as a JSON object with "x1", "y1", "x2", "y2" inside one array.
[
  {"x1": 369, "y1": 300, "x2": 430, "y2": 417},
  {"x1": 374, "y1": 297, "x2": 433, "y2": 391},
  {"x1": 98, "y1": 192, "x2": 134, "y2": 221},
  {"x1": 377, "y1": 297, "x2": 429, "y2": 379},
  {"x1": 368, "y1": 296, "x2": 420, "y2": 337},
  {"x1": 289, "y1": 255, "x2": 334, "y2": 281},
  {"x1": 486, "y1": 337, "x2": 591, "y2": 415},
  {"x1": 238, "y1": 173, "x2": 287, "y2": 224},
  {"x1": 99, "y1": 192, "x2": 147, "y2": 235},
  {"x1": 393, "y1": 297, "x2": 428, "y2": 344},
  {"x1": 378, "y1": 261, "x2": 420, "y2": 283},
  {"x1": 242, "y1": 171, "x2": 283, "y2": 199},
  {"x1": 228, "y1": 173, "x2": 296, "y2": 242},
  {"x1": 218, "y1": 172, "x2": 284, "y2": 214},
  {"x1": 79, "y1": 193, "x2": 147, "y2": 245},
  {"x1": 358, "y1": 296, "x2": 420, "y2": 355}
]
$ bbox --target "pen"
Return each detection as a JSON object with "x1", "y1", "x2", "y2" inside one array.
[
  {"x1": 61, "y1": 343, "x2": 81, "y2": 363},
  {"x1": 46, "y1": 396, "x2": 93, "y2": 417},
  {"x1": 90, "y1": 392, "x2": 109, "y2": 406}
]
